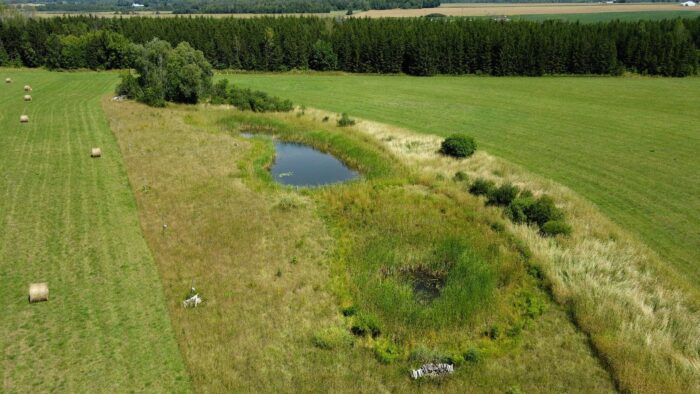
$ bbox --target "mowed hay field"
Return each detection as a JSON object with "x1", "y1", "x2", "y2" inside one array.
[
  {"x1": 230, "y1": 74, "x2": 700, "y2": 286},
  {"x1": 0, "y1": 69, "x2": 190, "y2": 392}
]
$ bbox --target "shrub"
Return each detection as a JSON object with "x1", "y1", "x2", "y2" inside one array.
[
  {"x1": 453, "y1": 171, "x2": 469, "y2": 182},
  {"x1": 116, "y1": 72, "x2": 142, "y2": 98},
  {"x1": 487, "y1": 183, "x2": 519, "y2": 206},
  {"x1": 337, "y1": 113, "x2": 356, "y2": 127},
  {"x1": 350, "y1": 312, "x2": 382, "y2": 338},
  {"x1": 210, "y1": 79, "x2": 229, "y2": 104},
  {"x1": 463, "y1": 347, "x2": 482, "y2": 363},
  {"x1": 341, "y1": 305, "x2": 358, "y2": 317},
  {"x1": 439, "y1": 134, "x2": 476, "y2": 158},
  {"x1": 524, "y1": 195, "x2": 564, "y2": 227},
  {"x1": 468, "y1": 178, "x2": 495, "y2": 196},
  {"x1": 140, "y1": 86, "x2": 166, "y2": 108},
  {"x1": 373, "y1": 338, "x2": 400, "y2": 364},
  {"x1": 505, "y1": 195, "x2": 535, "y2": 224},
  {"x1": 486, "y1": 325, "x2": 500, "y2": 340},
  {"x1": 410, "y1": 346, "x2": 462, "y2": 366},
  {"x1": 227, "y1": 86, "x2": 293, "y2": 112},
  {"x1": 540, "y1": 220, "x2": 572, "y2": 237},
  {"x1": 312, "y1": 327, "x2": 354, "y2": 350}
]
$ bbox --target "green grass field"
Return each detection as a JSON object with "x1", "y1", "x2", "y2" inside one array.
[
  {"x1": 513, "y1": 11, "x2": 700, "y2": 23},
  {"x1": 0, "y1": 69, "x2": 190, "y2": 392},
  {"x1": 229, "y1": 73, "x2": 700, "y2": 287}
]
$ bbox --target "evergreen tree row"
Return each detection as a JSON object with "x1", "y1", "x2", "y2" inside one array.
[{"x1": 0, "y1": 15, "x2": 697, "y2": 76}]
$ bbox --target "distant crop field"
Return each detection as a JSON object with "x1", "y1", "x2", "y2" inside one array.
[
  {"x1": 355, "y1": 2, "x2": 700, "y2": 17},
  {"x1": 512, "y1": 10, "x2": 700, "y2": 22},
  {"x1": 0, "y1": 69, "x2": 190, "y2": 392},
  {"x1": 229, "y1": 73, "x2": 700, "y2": 285}
]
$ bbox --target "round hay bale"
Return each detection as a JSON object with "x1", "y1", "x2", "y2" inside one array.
[
  {"x1": 19, "y1": 115, "x2": 29, "y2": 123},
  {"x1": 23, "y1": 95, "x2": 32, "y2": 102},
  {"x1": 24, "y1": 85, "x2": 32, "y2": 92},
  {"x1": 5, "y1": 78, "x2": 11, "y2": 83},
  {"x1": 91, "y1": 147, "x2": 102, "y2": 158},
  {"x1": 28, "y1": 283, "x2": 49, "y2": 303}
]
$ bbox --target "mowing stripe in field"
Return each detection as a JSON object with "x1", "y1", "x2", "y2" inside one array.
[
  {"x1": 0, "y1": 69, "x2": 191, "y2": 392},
  {"x1": 229, "y1": 74, "x2": 700, "y2": 284}
]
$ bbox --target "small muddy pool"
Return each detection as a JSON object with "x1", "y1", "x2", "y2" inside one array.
[{"x1": 241, "y1": 133, "x2": 359, "y2": 187}]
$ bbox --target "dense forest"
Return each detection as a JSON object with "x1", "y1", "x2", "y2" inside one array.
[
  {"x1": 0, "y1": 15, "x2": 697, "y2": 76},
  {"x1": 8, "y1": 0, "x2": 439, "y2": 14}
]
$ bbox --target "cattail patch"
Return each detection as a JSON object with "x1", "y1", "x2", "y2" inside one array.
[
  {"x1": 20, "y1": 115, "x2": 29, "y2": 123},
  {"x1": 91, "y1": 148, "x2": 102, "y2": 158},
  {"x1": 28, "y1": 283, "x2": 49, "y2": 303}
]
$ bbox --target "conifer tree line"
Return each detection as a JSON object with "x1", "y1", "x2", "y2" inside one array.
[{"x1": 0, "y1": 15, "x2": 697, "y2": 76}]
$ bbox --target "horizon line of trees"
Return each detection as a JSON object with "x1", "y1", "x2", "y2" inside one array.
[{"x1": 0, "y1": 15, "x2": 698, "y2": 76}]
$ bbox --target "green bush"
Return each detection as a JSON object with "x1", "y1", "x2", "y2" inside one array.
[
  {"x1": 341, "y1": 305, "x2": 358, "y2": 316},
  {"x1": 228, "y1": 86, "x2": 293, "y2": 112},
  {"x1": 410, "y1": 346, "x2": 462, "y2": 366},
  {"x1": 337, "y1": 113, "x2": 356, "y2": 127},
  {"x1": 210, "y1": 79, "x2": 229, "y2": 104},
  {"x1": 453, "y1": 171, "x2": 469, "y2": 182},
  {"x1": 312, "y1": 327, "x2": 354, "y2": 350},
  {"x1": 487, "y1": 183, "x2": 519, "y2": 206},
  {"x1": 373, "y1": 338, "x2": 400, "y2": 364},
  {"x1": 468, "y1": 178, "x2": 495, "y2": 196},
  {"x1": 505, "y1": 195, "x2": 535, "y2": 224},
  {"x1": 463, "y1": 347, "x2": 482, "y2": 363},
  {"x1": 439, "y1": 134, "x2": 476, "y2": 158},
  {"x1": 350, "y1": 312, "x2": 382, "y2": 338},
  {"x1": 524, "y1": 195, "x2": 564, "y2": 227},
  {"x1": 116, "y1": 72, "x2": 142, "y2": 99},
  {"x1": 540, "y1": 220, "x2": 572, "y2": 237}
]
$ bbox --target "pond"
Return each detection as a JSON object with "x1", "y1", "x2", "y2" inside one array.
[{"x1": 242, "y1": 133, "x2": 359, "y2": 187}]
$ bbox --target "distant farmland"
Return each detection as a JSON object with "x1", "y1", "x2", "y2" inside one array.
[
  {"x1": 355, "y1": 2, "x2": 700, "y2": 17},
  {"x1": 230, "y1": 73, "x2": 700, "y2": 286}
]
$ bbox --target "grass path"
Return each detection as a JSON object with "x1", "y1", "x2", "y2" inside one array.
[
  {"x1": 0, "y1": 69, "x2": 190, "y2": 392},
  {"x1": 229, "y1": 74, "x2": 700, "y2": 286}
]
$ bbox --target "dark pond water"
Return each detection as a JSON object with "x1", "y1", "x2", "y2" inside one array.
[{"x1": 241, "y1": 133, "x2": 359, "y2": 187}]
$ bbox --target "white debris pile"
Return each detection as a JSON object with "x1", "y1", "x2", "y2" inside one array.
[
  {"x1": 410, "y1": 363, "x2": 454, "y2": 379},
  {"x1": 112, "y1": 95, "x2": 128, "y2": 101},
  {"x1": 183, "y1": 287, "x2": 203, "y2": 308}
]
